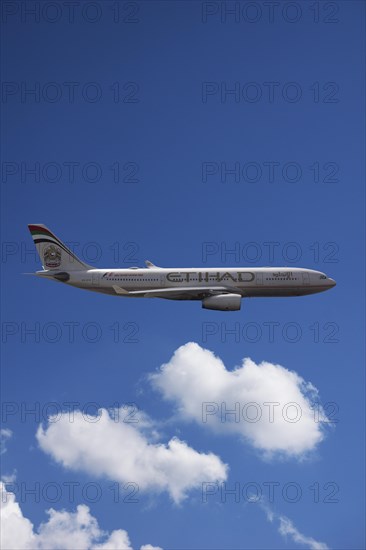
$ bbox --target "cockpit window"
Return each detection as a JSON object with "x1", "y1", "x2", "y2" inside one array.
[{"x1": 320, "y1": 275, "x2": 327, "y2": 279}]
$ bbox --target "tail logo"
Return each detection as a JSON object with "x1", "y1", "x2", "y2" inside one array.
[{"x1": 43, "y1": 245, "x2": 61, "y2": 268}]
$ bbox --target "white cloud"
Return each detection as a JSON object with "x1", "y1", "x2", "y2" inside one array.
[
  {"x1": 278, "y1": 516, "x2": 329, "y2": 550},
  {"x1": 0, "y1": 481, "x2": 160, "y2": 550},
  {"x1": 150, "y1": 342, "x2": 330, "y2": 459},
  {"x1": 1, "y1": 470, "x2": 17, "y2": 484},
  {"x1": 259, "y1": 498, "x2": 329, "y2": 550},
  {"x1": 1, "y1": 482, "x2": 35, "y2": 550},
  {"x1": 36, "y1": 407, "x2": 227, "y2": 504},
  {"x1": 1, "y1": 431, "x2": 17, "y2": 485},
  {"x1": 1, "y1": 429, "x2": 13, "y2": 455}
]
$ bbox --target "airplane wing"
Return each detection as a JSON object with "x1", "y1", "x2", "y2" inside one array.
[{"x1": 112, "y1": 285, "x2": 238, "y2": 300}]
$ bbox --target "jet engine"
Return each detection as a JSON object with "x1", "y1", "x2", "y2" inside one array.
[{"x1": 202, "y1": 293, "x2": 242, "y2": 311}]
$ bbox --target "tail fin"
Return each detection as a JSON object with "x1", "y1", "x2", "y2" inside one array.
[{"x1": 28, "y1": 224, "x2": 91, "y2": 271}]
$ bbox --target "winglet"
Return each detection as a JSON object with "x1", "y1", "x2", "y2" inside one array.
[{"x1": 145, "y1": 260, "x2": 161, "y2": 269}]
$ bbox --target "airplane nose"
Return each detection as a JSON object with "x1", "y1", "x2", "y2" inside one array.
[{"x1": 328, "y1": 278, "x2": 336, "y2": 288}]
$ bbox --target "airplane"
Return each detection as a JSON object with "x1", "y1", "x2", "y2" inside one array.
[{"x1": 28, "y1": 224, "x2": 336, "y2": 311}]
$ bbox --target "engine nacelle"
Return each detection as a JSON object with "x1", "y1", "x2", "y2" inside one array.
[{"x1": 202, "y1": 293, "x2": 242, "y2": 311}]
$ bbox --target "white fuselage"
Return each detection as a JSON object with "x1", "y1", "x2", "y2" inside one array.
[
  {"x1": 29, "y1": 225, "x2": 336, "y2": 311},
  {"x1": 40, "y1": 267, "x2": 336, "y2": 299}
]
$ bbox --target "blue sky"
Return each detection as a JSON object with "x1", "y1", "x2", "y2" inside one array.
[{"x1": 1, "y1": 1, "x2": 365, "y2": 549}]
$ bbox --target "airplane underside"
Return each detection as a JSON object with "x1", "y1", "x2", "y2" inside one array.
[{"x1": 78, "y1": 284, "x2": 326, "y2": 299}]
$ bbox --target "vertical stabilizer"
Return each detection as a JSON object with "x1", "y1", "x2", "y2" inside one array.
[{"x1": 28, "y1": 224, "x2": 91, "y2": 271}]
